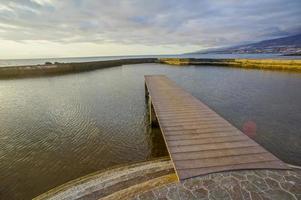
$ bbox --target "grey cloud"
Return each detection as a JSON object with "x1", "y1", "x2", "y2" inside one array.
[{"x1": 0, "y1": 0, "x2": 300, "y2": 47}]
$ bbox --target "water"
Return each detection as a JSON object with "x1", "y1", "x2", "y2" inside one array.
[
  {"x1": 0, "y1": 64, "x2": 301, "y2": 199},
  {"x1": 0, "y1": 53, "x2": 300, "y2": 67}
]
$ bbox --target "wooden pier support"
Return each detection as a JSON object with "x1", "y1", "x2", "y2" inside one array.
[{"x1": 145, "y1": 82, "x2": 158, "y2": 126}]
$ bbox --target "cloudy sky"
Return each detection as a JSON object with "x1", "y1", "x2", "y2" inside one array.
[{"x1": 0, "y1": 0, "x2": 300, "y2": 59}]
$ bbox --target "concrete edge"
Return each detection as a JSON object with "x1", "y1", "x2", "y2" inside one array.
[{"x1": 33, "y1": 157, "x2": 171, "y2": 200}]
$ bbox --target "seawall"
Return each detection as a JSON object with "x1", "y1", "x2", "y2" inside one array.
[
  {"x1": 159, "y1": 58, "x2": 301, "y2": 71},
  {"x1": 33, "y1": 157, "x2": 176, "y2": 200},
  {"x1": 1, "y1": 57, "x2": 301, "y2": 78},
  {"x1": 0, "y1": 58, "x2": 158, "y2": 78}
]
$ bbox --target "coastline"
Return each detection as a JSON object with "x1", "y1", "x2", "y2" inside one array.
[
  {"x1": 1, "y1": 57, "x2": 301, "y2": 79},
  {"x1": 159, "y1": 58, "x2": 301, "y2": 71}
]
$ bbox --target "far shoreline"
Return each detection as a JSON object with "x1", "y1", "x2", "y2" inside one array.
[{"x1": 1, "y1": 57, "x2": 301, "y2": 79}]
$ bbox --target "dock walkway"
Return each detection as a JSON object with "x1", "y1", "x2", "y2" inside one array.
[{"x1": 144, "y1": 75, "x2": 288, "y2": 180}]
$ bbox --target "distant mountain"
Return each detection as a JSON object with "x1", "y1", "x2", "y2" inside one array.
[{"x1": 190, "y1": 33, "x2": 301, "y2": 55}]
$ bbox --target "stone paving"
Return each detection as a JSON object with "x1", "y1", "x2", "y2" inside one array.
[{"x1": 133, "y1": 169, "x2": 301, "y2": 200}]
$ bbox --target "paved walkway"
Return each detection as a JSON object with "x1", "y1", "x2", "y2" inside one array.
[{"x1": 133, "y1": 169, "x2": 301, "y2": 200}]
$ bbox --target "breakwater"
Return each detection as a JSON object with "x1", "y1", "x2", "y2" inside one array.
[
  {"x1": 1, "y1": 57, "x2": 301, "y2": 78},
  {"x1": 159, "y1": 58, "x2": 301, "y2": 71},
  {"x1": 0, "y1": 58, "x2": 158, "y2": 78}
]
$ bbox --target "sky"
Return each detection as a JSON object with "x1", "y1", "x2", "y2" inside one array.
[{"x1": 0, "y1": 0, "x2": 300, "y2": 59}]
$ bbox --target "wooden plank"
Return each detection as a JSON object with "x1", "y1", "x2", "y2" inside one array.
[
  {"x1": 175, "y1": 152, "x2": 277, "y2": 169},
  {"x1": 159, "y1": 116, "x2": 222, "y2": 122},
  {"x1": 168, "y1": 135, "x2": 248, "y2": 146},
  {"x1": 170, "y1": 140, "x2": 258, "y2": 153},
  {"x1": 144, "y1": 75, "x2": 289, "y2": 180},
  {"x1": 164, "y1": 124, "x2": 234, "y2": 131},
  {"x1": 172, "y1": 146, "x2": 267, "y2": 161},
  {"x1": 166, "y1": 131, "x2": 242, "y2": 141},
  {"x1": 164, "y1": 127, "x2": 238, "y2": 135},
  {"x1": 161, "y1": 121, "x2": 234, "y2": 128}
]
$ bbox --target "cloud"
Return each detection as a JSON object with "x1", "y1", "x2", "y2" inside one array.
[
  {"x1": 30, "y1": 0, "x2": 54, "y2": 6},
  {"x1": 0, "y1": 0, "x2": 300, "y2": 58}
]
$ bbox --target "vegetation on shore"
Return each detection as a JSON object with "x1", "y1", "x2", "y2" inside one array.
[{"x1": 159, "y1": 58, "x2": 301, "y2": 71}]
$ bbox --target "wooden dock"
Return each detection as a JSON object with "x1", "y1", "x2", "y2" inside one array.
[{"x1": 144, "y1": 75, "x2": 288, "y2": 180}]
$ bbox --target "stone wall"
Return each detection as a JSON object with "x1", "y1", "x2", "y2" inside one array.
[{"x1": 0, "y1": 58, "x2": 158, "y2": 78}]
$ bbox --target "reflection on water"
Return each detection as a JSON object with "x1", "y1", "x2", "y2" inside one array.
[{"x1": 0, "y1": 64, "x2": 300, "y2": 199}]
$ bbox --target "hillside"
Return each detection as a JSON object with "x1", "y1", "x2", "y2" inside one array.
[{"x1": 191, "y1": 33, "x2": 301, "y2": 54}]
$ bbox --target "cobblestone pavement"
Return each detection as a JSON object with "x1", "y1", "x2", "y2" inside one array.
[{"x1": 133, "y1": 169, "x2": 301, "y2": 200}]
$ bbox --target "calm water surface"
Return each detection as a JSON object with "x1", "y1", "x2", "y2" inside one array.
[{"x1": 0, "y1": 64, "x2": 301, "y2": 199}]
